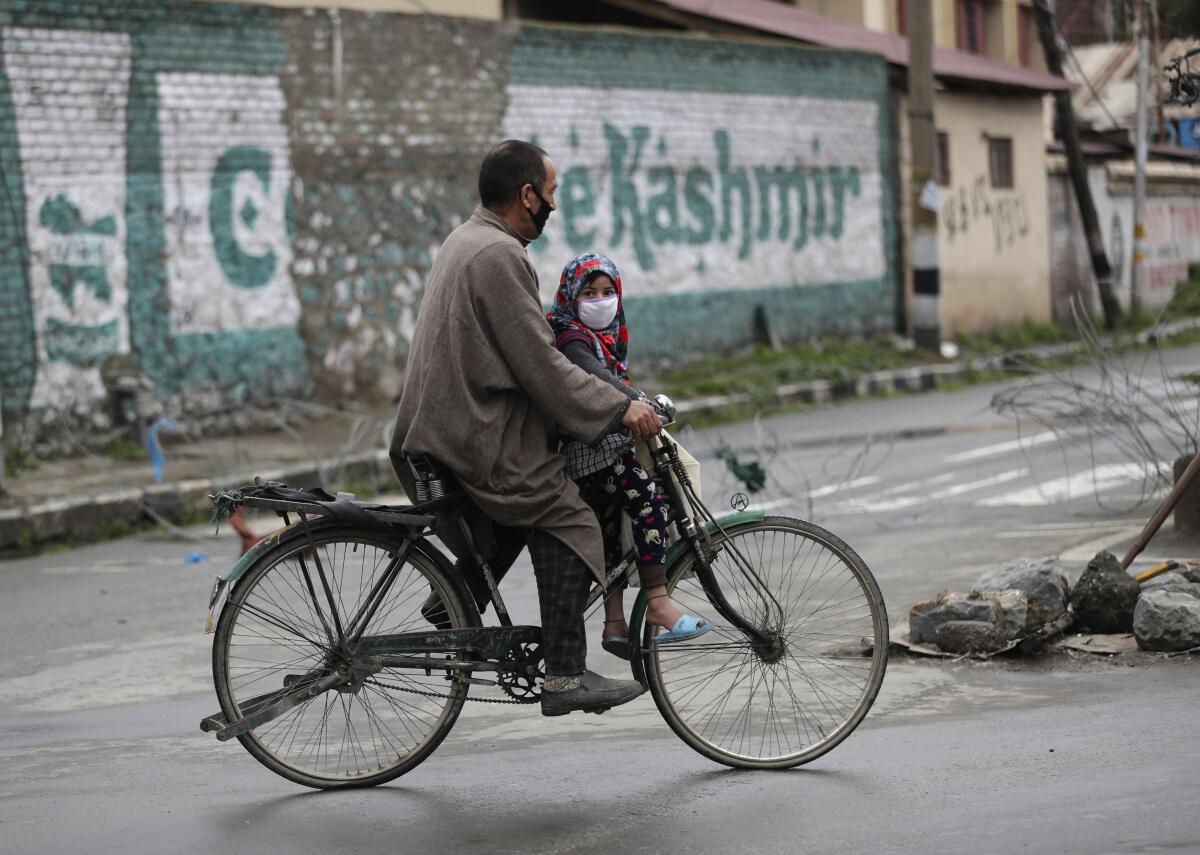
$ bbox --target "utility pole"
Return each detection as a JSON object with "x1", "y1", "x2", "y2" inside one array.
[
  {"x1": 1132, "y1": 0, "x2": 1150, "y2": 316},
  {"x1": 907, "y1": 0, "x2": 940, "y2": 350},
  {"x1": 1149, "y1": 0, "x2": 1164, "y2": 140},
  {"x1": 1033, "y1": 0, "x2": 1123, "y2": 328}
]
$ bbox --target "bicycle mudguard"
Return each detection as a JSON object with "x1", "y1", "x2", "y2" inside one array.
[
  {"x1": 203, "y1": 527, "x2": 290, "y2": 632},
  {"x1": 626, "y1": 510, "x2": 765, "y2": 684}
]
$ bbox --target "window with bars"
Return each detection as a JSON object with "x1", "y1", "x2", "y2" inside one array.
[
  {"x1": 1018, "y1": 4, "x2": 1034, "y2": 67},
  {"x1": 956, "y1": 0, "x2": 987, "y2": 55},
  {"x1": 988, "y1": 136, "x2": 1013, "y2": 188}
]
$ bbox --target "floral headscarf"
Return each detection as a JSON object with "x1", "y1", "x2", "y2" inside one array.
[{"x1": 547, "y1": 251, "x2": 629, "y2": 381}]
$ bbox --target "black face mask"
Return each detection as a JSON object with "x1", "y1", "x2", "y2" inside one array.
[{"x1": 527, "y1": 190, "x2": 553, "y2": 236}]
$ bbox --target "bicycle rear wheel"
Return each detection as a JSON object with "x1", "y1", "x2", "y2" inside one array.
[
  {"x1": 644, "y1": 516, "x2": 887, "y2": 769},
  {"x1": 213, "y1": 524, "x2": 471, "y2": 788}
]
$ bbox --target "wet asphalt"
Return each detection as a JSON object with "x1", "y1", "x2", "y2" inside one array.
[{"x1": 3, "y1": 369, "x2": 1200, "y2": 854}]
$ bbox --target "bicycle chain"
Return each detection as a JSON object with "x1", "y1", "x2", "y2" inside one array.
[{"x1": 365, "y1": 677, "x2": 539, "y2": 705}]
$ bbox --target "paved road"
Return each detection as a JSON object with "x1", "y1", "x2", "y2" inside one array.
[{"x1": 3, "y1": 363, "x2": 1200, "y2": 854}]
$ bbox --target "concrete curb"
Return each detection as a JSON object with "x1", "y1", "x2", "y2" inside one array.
[
  {"x1": 0, "y1": 449, "x2": 392, "y2": 554},
  {"x1": 5, "y1": 317, "x2": 1199, "y2": 555},
  {"x1": 674, "y1": 316, "x2": 1200, "y2": 422}
]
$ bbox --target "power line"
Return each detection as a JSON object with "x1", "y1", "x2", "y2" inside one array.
[
  {"x1": 1059, "y1": 24, "x2": 1124, "y2": 131},
  {"x1": 1056, "y1": 19, "x2": 1192, "y2": 160}
]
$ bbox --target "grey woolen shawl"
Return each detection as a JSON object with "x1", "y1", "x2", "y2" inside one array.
[{"x1": 390, "y1": 206, "x2": 631, "y2": 582}]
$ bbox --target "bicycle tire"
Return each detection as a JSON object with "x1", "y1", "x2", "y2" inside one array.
[
  {"x1": 213, "y1": 523, "x2": 472, "y2": 789},
  {"x1": 644, "y1": 516, "x2": 888, "y2": 769}
]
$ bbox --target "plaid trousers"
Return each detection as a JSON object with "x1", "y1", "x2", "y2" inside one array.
[{"x1": 527, "y1": 530, "x2": 593, "y2": 677}]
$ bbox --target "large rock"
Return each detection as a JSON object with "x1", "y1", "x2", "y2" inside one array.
[
  {"x1": 1176, "y1": 564, "x2": 1200, "y2": 583},
  {"x1": 909, "y1": 590, "x2": 1000, "y2": 644},
  {"x1": 975, "y1": 589, "x2": 1028, "y2": 640},
  {"x1": 1134, "y1": 589, "x2": 1200, "y2": 651},
  {"x1": 1069, "y1": 551, "x2": 1140, "y2": 633},
  {"x1": 974, "y1": 557, "x2": 1069, "y2": 632},
  {"x1": 1141, "y1": 571, "x2": 1200, "y2": 598},
  {"x1": 935, "y1": 620, "x2": 1007, "y2": 655},
  {"x1": 1143, "y1": 570, "x2": 1189, "y2": 588}
]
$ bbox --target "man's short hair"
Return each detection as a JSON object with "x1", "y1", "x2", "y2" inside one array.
[{"x1": 479, "y1": 140, "x2": 548, "y2": 210}]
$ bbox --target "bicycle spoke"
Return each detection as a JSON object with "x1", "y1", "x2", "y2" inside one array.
[
  {"x1": 647, "y1": 519, "x2": 886, "y2": 767},
  {"x1": 218, "y1": 532, "x2": 468, "y2": 785}
]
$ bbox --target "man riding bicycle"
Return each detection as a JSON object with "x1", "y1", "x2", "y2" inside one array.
[{"x1": 389, "y1": 139, "x2": 664, "y2": 716}]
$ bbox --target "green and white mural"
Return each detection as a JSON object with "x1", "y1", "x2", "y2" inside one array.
[
  {"x1": 0, "y1": 2, "x2": 307, "y2": 422},
  {"x1": 158, "y1": 72, "x2": 298, "y2": 334},
  {"x1": 507, "y1": 91, "x2": 884, "y2": 295},
  {"x1": 505, "y1": 30, "x2": 897, "y2": 355},
  {"x1": 4, "y1": 27, "x2": 133, "y2": 411},
  {"x1": 0, "y1": 4, "x2": 897, "y2": 426}
]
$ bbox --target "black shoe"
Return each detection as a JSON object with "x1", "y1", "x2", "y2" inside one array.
[
  {"x1": 540, "y1": 670, "x2": 645, "y2": 717},
  {"x1": 420, "y1": 589, "x2": 452, "y2": 630}
]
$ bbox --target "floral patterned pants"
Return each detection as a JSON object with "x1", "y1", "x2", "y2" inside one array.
[{"x1": 576, "y1": 448, "x2": 670, "y2": 588}]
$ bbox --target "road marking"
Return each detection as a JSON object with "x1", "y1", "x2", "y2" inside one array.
[
  {"x1": 806, "y1": 475, "x2": 881, "y2": 499},
  {"x1": 1007, "y1": 519, "x2": 1148, "y2": 530},
  {"x1": 994, "y1": 519, "x2": 1149, "y2": 538},
  {"x1": 934, "y1": 469, "x2": 1030, "y2": 499},
  {"x1": 976, "y1": 462, "x2": 1168, "y2": 508},
  {"x1": 750, "y1": 498, "x2": 795, "y2": 511},
  {"x1": 943, "y1": 431, "x2": 1059, "y2": 464},
  {"x1": 827, "y1": 468, "x2": 1028, "y2": 514},
  {"x1": 875, "y1": 472, "x2": 956, "y2": 497}
]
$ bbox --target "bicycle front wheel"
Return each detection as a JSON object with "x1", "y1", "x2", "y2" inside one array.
[
  {"x1": 213, "y1": 524, "x2": 471, "y2": 789},
  {"x1": 644, "y1": 516, "x2": 887, "y2": 769}
]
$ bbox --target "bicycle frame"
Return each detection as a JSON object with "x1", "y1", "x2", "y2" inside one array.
[
  {"x1": 605, "y1": 432, "x2": 789, "y2": 681},
  {"x1": 202, "y1": 434, "x2": 782, "y2": 741}
]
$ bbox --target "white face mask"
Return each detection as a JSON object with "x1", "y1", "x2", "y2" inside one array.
[{"x1": 577, "y1": 295, "x2": 619, "y2": 330}]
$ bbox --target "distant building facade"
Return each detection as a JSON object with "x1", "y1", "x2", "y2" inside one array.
[{"x1": 513, "y1": 0, "x2": 1069, "y2": 336}]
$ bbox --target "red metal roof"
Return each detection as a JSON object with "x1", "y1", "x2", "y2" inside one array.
[
  {"x1": 647, "y1": 0, "x2": 1073, "y2": 93},
  {"x1": 1047, "y1": 138, "x2": 1200, "y2": 162}
]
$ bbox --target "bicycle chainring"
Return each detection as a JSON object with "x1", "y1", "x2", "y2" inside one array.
[{"x1": 497, "y1": 640, "x2": 544, "y2": 702}]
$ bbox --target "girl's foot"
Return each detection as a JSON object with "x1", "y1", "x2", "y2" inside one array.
[
  {"x1": 646, "y1": 592, "x2": 713, "y2": 643},
  {"x1": 644, "y1": 595, "x2": 686, "y2": 631},
  {"x1": 601, "y1": 617, "x2": 629, "y2": 642},
  {"x1": 601, "y1": 617, "x2": 633, "y2": 661}
]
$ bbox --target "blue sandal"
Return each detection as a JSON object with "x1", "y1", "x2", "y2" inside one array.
[{"x1": 655, "y1": 613, "x2": 713, "y2": 644}]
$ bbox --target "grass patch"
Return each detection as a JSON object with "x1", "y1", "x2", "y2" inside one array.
[
  {"x1": 656, "y1": 338, "x2": 919, "y2": 407},
  {"x1": 94, "y1": 518, "x2": 139, "y2": 541},
  {"x1": 1166, "y1": 268, "x2": 1200, "y2": 317},
  {"x1": 102, "y1": 436, "x2": 149, "y2": 461},
  {"x1": 335, "y1": 477, "x2": 378, "y2": 499},
  {"x1": 4, "y1": 443, "x2": 38, "y2": 478},
  {"x1": 952, "y1": 317, "x2": 1076, "y2": 356}
]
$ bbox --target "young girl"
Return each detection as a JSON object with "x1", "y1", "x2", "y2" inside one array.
[{"x1": 548, "y1": 251, "x2": 711, "y2": 659}]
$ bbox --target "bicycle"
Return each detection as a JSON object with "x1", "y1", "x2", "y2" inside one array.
[{"x1": 199, "y1": 398, "x2": 888, "y2": 789}]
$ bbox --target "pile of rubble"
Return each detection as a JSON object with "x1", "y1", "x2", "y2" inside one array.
[{"x1": 904, "y1": 553, "x2": 1200, "y2": 657}]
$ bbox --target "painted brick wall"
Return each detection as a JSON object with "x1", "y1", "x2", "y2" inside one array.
[
  {"x1": 277, "y1": 10, "x2": 512, "y2": 400},
  {"x1": 1046, "y1": 168, "x2": 1095, "y2": 325},
  {"x1": 0, "y1": 0, "x2": 308, "y2": 435},
  {"x1": 0, "y1": 1, "x2": 896, "y2": 437},
  {"x1": 505, "y1": 27, "x2": 899, "y2": 360},
  {"x1": 1048, "y1": 161, "x2": 1200, "y2": 320}
]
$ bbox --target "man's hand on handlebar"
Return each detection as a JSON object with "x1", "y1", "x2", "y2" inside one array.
[{"x1": 622, "y1": 400, "x2": 663, "y2": 442}]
